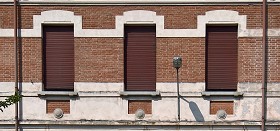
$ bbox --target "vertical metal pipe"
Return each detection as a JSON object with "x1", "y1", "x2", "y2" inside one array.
[
  {"x1": 177, "y1": 68, "x2": 180, "y2": 121},
  {"x1": 261, "y1": 0, "x2": 267, "y2": 131},
  {"x1": 13, "y1": 0, "x2": 19, "y2": 130}
]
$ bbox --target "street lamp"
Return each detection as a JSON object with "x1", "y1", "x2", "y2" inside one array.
[{"x1": 173, "y1": 56, "x2": 182, "y2": 121}]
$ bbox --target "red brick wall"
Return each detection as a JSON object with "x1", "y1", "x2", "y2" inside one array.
[
  {"x1": 267, "y1": 38, "x2": 280, "y2": 82},
  {"x1": 5, "y1": 37, "x2": 275, "y2": 83},
  {"x1": 20, "y1": 38, "x2": 42, "y2": 82},
  {"x1": 268, "y1": 5, "x2": 280, "y2": 29},
  {"x1": 238, "y1": 38, "x2": 263, "y2": 82},
  {"x1": 74, "y1": 38, "x2": 123, "y2": 82},
  {"x1": 0, "y1": 38, "x2": 42, "y2": 82},
  {"x1": 0, "y1": 5, "x2": 279, "y2": 83},
  {"x1": 0, "y1": 6, "x2": 14, "y2": 29},
  {"x1": 157, "y1": 38, "x2": 205, "y2": 82},
  {"x1": 0, "y1": 38, "x2": 15, "y2": 82}
]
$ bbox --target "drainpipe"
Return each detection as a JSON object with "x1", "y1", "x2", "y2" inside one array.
[
  {"x1": 14, "y1": 0, "x2": 19, "y2": 130},
  {"x1": 261, "y1": 0, "x2": 267, "y2": 131}
]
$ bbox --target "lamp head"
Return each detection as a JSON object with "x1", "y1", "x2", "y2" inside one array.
[{"x1": 173, "y1": 56, "x2": 182, "y2": 69}]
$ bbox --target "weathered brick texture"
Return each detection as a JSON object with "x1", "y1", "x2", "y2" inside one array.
[
  {"x1": 46, "y1": 100, "x2": 70, "y2": 114},
  {"x1": 1, "y1": 37, "x2": 278, "y2": 83},
  {"x1": 268, "y1": 5, "x2": 280, "y2": 29},
  {"x1": 157, "y1": 38, "x2": 205, "y2": 82},
  {"x1": 238, "y1": 38, "x2": 263, "y2": 82},
  {"x1": 0, "y1": 38, "x2": 15, "y2": 82},
  {"x1": 75, "y1": 38, "x2": 123, "y2": 82},
  {"x1": 267, "y1": 38, "x2": 280, "y2": 82},
  {"x1": 128, "y1": 100, "x2": 152, "y2": 114},
  {"x1": 0, "y1": 6, "x2": 14, "y2": 29},
  {"x1": 20, "y1": 38, "x2": 42, "y2": 82},
  {"x1": 0, "y1": 5, "x2": 280, "y2": 83}
]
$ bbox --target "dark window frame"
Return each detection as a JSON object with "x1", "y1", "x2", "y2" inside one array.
[
  {"x1": 42, "y1": 25, "x2": 75, "y2": 91},
  {"x1": 206, "y1": 25, "x2": 238, "y2": 91},
  {"x1": 124, "y1": 25, "x2": 156, "y2": 91}
]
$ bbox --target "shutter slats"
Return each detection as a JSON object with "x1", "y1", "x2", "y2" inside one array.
[
  {"x1": 43, "y1": 26, "x2": 74, "y2": 91},
  {"x1": 125, "y1": 26, "x2": 156, "y2": 91},
  {"x1": 206, "y1": 26, "x2": 238, "y2": 91}
]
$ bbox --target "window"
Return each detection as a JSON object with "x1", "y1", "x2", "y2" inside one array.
[
  {"x1": 124, "y1": 25, "x2": 156, "y2": 91},
  {"x1": 43, "y1": 26, "x2": 74, "y2": 91},
  {"x1": 206, "y1": 26, "x2": 238, "y2": 91}
]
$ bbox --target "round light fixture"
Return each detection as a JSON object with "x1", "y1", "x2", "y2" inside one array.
[
  {"x1": 135, "y1": 109, "x2": 145, "y2": 119},
  {"x1": 216, "y1": 109, "x2": 227, "y2": 120},
  {"x1": 53, "y1": 108, "x2": 64, "y2": 119}
]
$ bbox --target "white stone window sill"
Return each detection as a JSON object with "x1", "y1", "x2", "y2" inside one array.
[
  {"x1": 201, "y1": 91, "x2": 243, "y2": 97},
  {"x1": 38, "y1": 91, "x2": 78, "y2": 96},
  {"x1": 119, "y1": 91, "x2": 160, "y2": 96}
]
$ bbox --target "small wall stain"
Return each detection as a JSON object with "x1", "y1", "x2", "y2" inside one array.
[
  {"x1": 241, "y1": 102, "x2": 250, "y2": 117},
  {"x1": 273, "y1": 100, "x2": 280, "y2": 114}
]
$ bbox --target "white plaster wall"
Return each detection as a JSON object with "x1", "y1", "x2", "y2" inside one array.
[
  {"x1": 0, "y1": 97, "x2": 14, "y2": 120},
  {"x1": 267, "y1": 98, "x2": 280, "y2": 120},
  {"x1": 234, "y1": 98, "x2": 262, "y2": 121},
  {"x1": 267, "y1": 83, "x2": 280, "y2": 92},
  {"x1": 2, "y1": 82, "x2": 280, "y2": 97},
  {"x1": 2, "y1": 96, "x2": 280, "y2": 130},
  {"x1": 0, "y1": 128, "x2": 270, "y2": 131},
  {"x1": 14, "y1": 96, "x2": 265, "y2": 121},
  {"x1": 70, "y1": 97, "x2": 128, "y2": 120}
]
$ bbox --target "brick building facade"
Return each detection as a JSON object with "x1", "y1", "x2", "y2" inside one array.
[{"x1": 0, "y1": 0, "x2": 280, "y2": 130}]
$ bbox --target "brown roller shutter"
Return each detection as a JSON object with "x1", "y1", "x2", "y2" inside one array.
[
  {"x1": 43, "y1": 26, "x2": 74, "y2": 91},
  {"x1": 124, "y1": 26, "x2": 156, "y2": 91},
  {"x1": 206, "y1": 26, "x2": 238, "y2": 91}
]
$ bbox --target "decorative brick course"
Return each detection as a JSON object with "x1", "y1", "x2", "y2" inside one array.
[
  {"x1": 46, "y1": 100, "x2": 70, "y2": 114},
  {"x1": 1, "y1": 5, "x2": 277, "y2": 29},
  {"x1": 128, "y1": 100, "x2": 152, "y2": 114},
  {"x1": 210, "y1": 101, "x2": 234, "y2": 115}
]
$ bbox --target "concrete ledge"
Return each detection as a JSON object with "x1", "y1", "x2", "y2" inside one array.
[
  {"x1": 201, "y1": 91, "x2": 244, "y2": 97},
  {"x1": 37, "y1": 91, "x2": 78, "y2": 97},
  {"x1": 0, "y1": 119, "x2": 266, "y2": 126},
  {"x1": 119, "y1": 91, "x2": 160, "y2": 96}
]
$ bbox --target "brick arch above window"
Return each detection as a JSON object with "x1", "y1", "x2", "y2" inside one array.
[
  {"x1": 1, "y1": 9, "x2": 279, "y2": 37},
  {"x1": 23, "y1": 10, "x2": 82, "y2": 37}
]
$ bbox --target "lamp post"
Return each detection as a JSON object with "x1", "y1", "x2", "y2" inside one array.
[{"x1": 173, "y1": 56, "x2": 182, "y2": 121}]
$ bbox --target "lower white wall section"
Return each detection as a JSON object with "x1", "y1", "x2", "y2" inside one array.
[
  {"x1": 1, "y1": 82, "x2": 280, "y2": 130},
  {"x1": 0, "y1": 97, "x2": 276, "y2": 121},
  {"x1": 0, "y1": 97, "x2": 14, "y2": 120},
  {"x1": 1, "y1": 96, "x2": 280, "y2": 130},
  {"x1": 0, "y1": 126, "x2": 278, "y2": 131}
]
